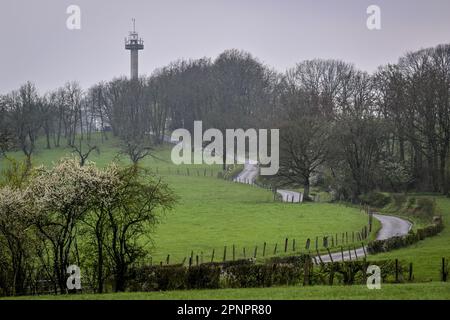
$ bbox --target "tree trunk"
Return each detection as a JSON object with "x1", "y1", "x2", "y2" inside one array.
[
  {"x1": 303, "y1": 178, "x2": 310, "y2": 200},
  {"x1": 114, "y1": 264, "x2": 127, "y2": 292},
  {"x1": 440, "y1": 151, "x2": 449, "y2": 195},
  {"x1": 97, "y1": 240, "x2": 104, "y2": 293},
  {"x1": 45, "y1": 127, "x2": 51, "y2": 149}
]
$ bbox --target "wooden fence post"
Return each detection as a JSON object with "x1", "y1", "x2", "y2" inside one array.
[
  {"x1": 254, "y1": 246, "x2": 258, "y2": 258},
  {"x1": 395, "y1": 259, "x2": 399, "y2": 283},
  {"x1": 303, "y1": 259, "x2": 310, "y2": 286},
  {"x1": 263, "y1": 242, "x2": 266, "y2": 257},
  {"x1": 284, "y1": 238, "x2": 288, "y2": 252},
  {"x1": 361, "y1": 243, "x2": 367, "y2": 258},
  {"x1": 273, "y1": 243, "x2": 277, "y2": 255},
  {"x1": 316, "y1": 249, "x2": 324, "y2": 264},
  {"x1": 409, "y1": 263, "x2": 413, "y2": 281},
  {"x1": 442, "y1": 257, "x2": 448, "y2": 282},
  {"x1": 211, "y1": 249, "x2": 215, "y2": 262},
  {"x1": 166, "y1": 254, "x2": 170, "y2": 265},
  {"x1": 232, "y1": 245, "x2": 235, "y2": 261},
  {"x1": 326, "y1": 248, "x2": 334, "y2": 263},
  {"x1": 223, "y1": 246, "x2": 227, "y2": 262}
]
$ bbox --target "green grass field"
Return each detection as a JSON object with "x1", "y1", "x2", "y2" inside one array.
[
  {"x1": 0, "y1": 134, "x2": 371, "y2": 263},
  {"x1": 367, "y1": 196, "x2": 450, "y2": 282},
  {"x1": 4, "y1": 283, "x2": 450, "y2": 300},
  {"x1": 2, "y1": 134, "x2": 449, "y2": 299}
]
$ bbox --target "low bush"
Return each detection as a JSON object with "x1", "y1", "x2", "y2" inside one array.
[
  {"x1": 127, "y1": 255, "x2": 310, "y2": 291},
  {"x1": 314, "y1": 259, "x2": 408, "y2": 285},
  {"x1": 126, "y1": 254, "x2": 410, "y2": 291},
  {"x1": 127, "y1": 265, "x2": 187, "y2": 292},
  {"x1": 359, "y1": 192, "x2": 391, "y2": 208},
  {"x1": 412, "y1": 198, "x2": 435, "y2": 218},
  {"x1": 383, "y1": 195, "x2": 438, "y2": 223},
  {"x1": 267, "y1": 255, "x2": 310, "y2": 266},
  {"x1": 367, "y1": 220, "x2": 444, "y2": 254},
  {"x1": 388, "y1": 193, "x2": 407, "y2": 211}
]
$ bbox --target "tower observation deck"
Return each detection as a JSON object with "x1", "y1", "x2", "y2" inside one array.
[{"x1": 125, "y1": 19, "x2": 144, "y2": 80}]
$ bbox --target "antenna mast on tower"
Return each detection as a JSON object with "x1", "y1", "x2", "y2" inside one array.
[{"x1": 125, "y1": 18, "x2": 144, "y2": 80}]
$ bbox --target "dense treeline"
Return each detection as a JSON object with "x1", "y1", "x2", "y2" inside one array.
[
  {"x1": 0, "y1": 158, "x2": 175, "y2": 295},
  {"x1": 1, "y1": 46, "x2": 450, "y2": 200}
]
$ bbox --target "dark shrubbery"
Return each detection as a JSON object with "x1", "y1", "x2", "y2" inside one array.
[
  {"x1": 127, "y1": 265, "x2": 188, "y2": 292},
  {"x1": 223, "y1": 263, "x2": 304, "y2": 288},
  {"x1": 412, "y1": 198, "x2": 435, "y2": 219},
  {"x1": 127, "y1": 257, "x2": 308, "y2": 292},
  {"x1": 186, "y1": 265, "x2": 222, "y2": 289},
  {"x1": 314, "y1": 259, "x2": 408, "y2": 285},
  {"x1": 267, "y1": 255, "x2": 310, "y2": 265},
  {"x1": 390, "y1": 194, "x2": 407, "y2": 211},
  {"x1": 385, "y1": 195, "x2": 437, "y2": 222},
  {"x1": 359, "y1": 192, "x2": 391, "y2": 208},
  {"x1": 126, "y1": 255, "x2": 409, "y2": 292},
  {"x1": 367, "y1": 221, "x2": 444, "y2": 254}
]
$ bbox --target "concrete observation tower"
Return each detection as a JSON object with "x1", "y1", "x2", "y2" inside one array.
[{"x1": 125, "y1": 19, "x2": 144, "y2": 80}]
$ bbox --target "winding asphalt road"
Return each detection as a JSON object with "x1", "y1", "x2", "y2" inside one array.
[
  {"x1": 234, "y1": 162, "x2": 412, "y2": 262},
  {"x1": 317, "y1": 213, "x2": 412, "y2": 263},
  {"x1": 234, "y1": 162, "x2": 303, "y2": 202},
  {"x1": 233, "y1": 161, "x2": 259, "y2": 184},
  {"x1": 165, "y1": 135, "x2": 412, "y2": 262}
]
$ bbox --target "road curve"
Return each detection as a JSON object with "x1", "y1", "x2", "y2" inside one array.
[
  {"x1": 373, "y1": 214, "x2": 412, "y2": 241},
  {"x1": 232, "y1": 162, "x2": 413, "y2": 262},
  {"x1": 233, "y1": 161, "x2": 259, "y2": 184},
  {"x1": 161, "y1": 139, "x2": 412, "y2": 263},
  {"x1": 234, "y1": 163, "x2": 303, "y2": 202},
  {"x1": 317, "y1": 213, "x2": 412, "y2": 263}
]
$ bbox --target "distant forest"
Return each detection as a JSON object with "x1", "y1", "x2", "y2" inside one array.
[{"x1": 1, "y1": 44, "x2": 450, "y2": 200}]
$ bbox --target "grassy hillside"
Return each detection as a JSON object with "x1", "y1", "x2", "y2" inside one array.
[
  {"x1": 0, "y1": 134, "x2": 371, "y2": 263},
  {"x1": 2, "y1": 135, "x2": 449, "y2": 299},
  {"x1": 367, "y1": 196, "x2": 450, "y2": 282},
  {"x1": 5, "y1": 283, "x2": 450, "y2": 300}
]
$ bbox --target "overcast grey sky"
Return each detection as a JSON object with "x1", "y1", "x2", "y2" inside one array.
[{"x1": 1, "y1": 0, "x2": 450, "y2": 93}]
